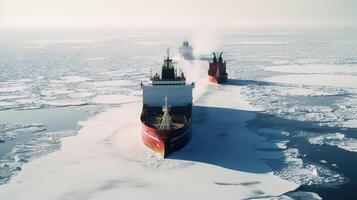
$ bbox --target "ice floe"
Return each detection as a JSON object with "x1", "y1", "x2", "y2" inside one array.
[
  {"x1": 342, "y1": 120, "x2": 357, "y2": 128},
  {"x1": 0, "y1": 86, "x2": 27, "y2": 93},
  {"x1": 0, "y1": 95, "x2": 27, "y2": 101},
  {"x1": 271, "y1": 86, "x2": 335, "y2": 97},
  {"x1": 242, "y1": 84, "x2": 357, "y2": 128},
  {"x1": 267, "y1": 148, "x2": 346, "y2": 186},
  {"x1": 0, "y1": 129, "x2": 76, "y2": 185},
  {"x1": 309, "y1": 133, "x2": 357, "y2": 153},
  {"x1": 52, "y1": 76, "x2": 91, "y2": 83},
  {"x1": 0, "y1": 123, "x2": 46, "y2": 145},
  {"x1": 86, "y1": 80, "x2": 134, "y2": 87},
  {"x1": 0, "y1": 102, "x2": 19, "y2": 108},
  {"x1": 265, "y1": 74, "x2": 357, "y2": 89},
  {"x1": 282, "y1": 191, "x2": 322, "y2": 200},
  {"x1": 265, "y1": 64, "x2": 357, "y2": 75},
  {"x1": 92, "y1": 95, "x2": 140, "y2": 104},
  {"x1": 41, "y1": 99, "x2": 88, "y2": 107},
  {"x1": 85, "y1": 56, "x2": 109, "y2": 61},
  {"x1": 68, "y1": 92, "x2": 95, "y2": 99},
  {"x1": 41, "y1": 89, "x2": 74, "y2": 96}
]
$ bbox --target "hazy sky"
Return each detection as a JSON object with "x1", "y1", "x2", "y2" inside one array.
[{"x1": 0, "y1": 0, "x2": 356, "y2": 27}]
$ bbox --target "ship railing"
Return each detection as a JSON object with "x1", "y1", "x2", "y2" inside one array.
[{"x1": 150, "y1": 77, "x2": 186, "y2": 81}]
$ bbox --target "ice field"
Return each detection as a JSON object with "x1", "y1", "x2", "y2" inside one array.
[{"x1": 0, "y1": 27, "x2": 357, "y2": 199}]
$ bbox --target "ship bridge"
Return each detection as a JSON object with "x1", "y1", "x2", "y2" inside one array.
[{"x1": 142, "y1": 49, "x2": 194, "y2": 107}]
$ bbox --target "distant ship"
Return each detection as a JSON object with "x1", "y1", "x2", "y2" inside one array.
[
  {"x1": 141, "y1": 49, "x2": 194, "y2": 157},
  {"x1": 208, "y1": 52, "x2": 228, "y2": 84},
  {"x1": 178, "y1": 41, "x2": 194, "y2": 60}
]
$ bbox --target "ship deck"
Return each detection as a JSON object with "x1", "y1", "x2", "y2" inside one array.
[
  {"x1": 145, "y1": 115, "x2": 186, "y2": 129},
  {"x1": 141, "y1": 105, "x2": 192, "y2": 130}
]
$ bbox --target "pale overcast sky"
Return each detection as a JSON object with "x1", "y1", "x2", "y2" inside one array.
[{"x1": 0, "y1": 0, "x2": 356, "y2": 27}]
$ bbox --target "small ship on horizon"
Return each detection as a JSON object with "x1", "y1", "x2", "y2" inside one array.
[{"x1": 178, "y1": 41, "x2": 194, "y2": 60}]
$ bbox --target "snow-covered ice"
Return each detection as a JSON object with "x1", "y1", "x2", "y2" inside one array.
[
  {"x1": 52, "y1": 76, "x2": 91, "y2": 83},
  {"x1": 92, "y1": 95, "x2": 140, "y2": 104},
  {"x1": 0, "y1": 86, "x2": 27, "y2": 93},
  {"x1": 0, "y1": 82, "x2": 299, "y2": 199},
  {"x1": 266, "y1": 148, "x2": 345, "y2": 186},
  {"x1": 265, "y1": 64, "x2": 357, "y2": 75},
  {"x1": 41, "y1": 99, "x2": 88, "y2": 107},
  {"x1": 1, "y1": 28, "x2": 357, "y2": 199},
  {"x1": 282, "y1": 191, "x2": 322, "y2": 200},
  {"x1": 0, "y1": 129, "x2": 77, "y2": 185},
  {"x1": 265, "y1": 74, "x2": 357, "y2": 89},
  {"x1": 86, "y1": 80, "x2": 134, "y2": 87},
  {"x1": 28, "y1": 40, "x2": 94, "y2": 44},
  {"x1": 309, "y1": 133, "x2": 357, "y2": 153},
  {"x1": 342, "y1": 119, "x2": 357, "y2": 128},
  {"x1": 0, "y1": 123, "x2": 46, "y2": 144}
]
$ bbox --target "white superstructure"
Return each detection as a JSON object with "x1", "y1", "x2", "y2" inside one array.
[
  {"x1": 141, "y1": 49, "x2": 194, "y2": 107},
  {"x1": 142, "y1": 80, "x2": 194, "y2": 107}
]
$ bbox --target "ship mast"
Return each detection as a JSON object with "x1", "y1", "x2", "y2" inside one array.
[
  {"x1": 216, "y1": 67, "x2": 220, "y2": 77},
  {"x1": 158, "y1": 96, "x2": 173, "y2": 131}
]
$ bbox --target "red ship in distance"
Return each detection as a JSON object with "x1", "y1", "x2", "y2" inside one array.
[{"x1": 208, "y1": 52, "x2": 228, "y2": 84}]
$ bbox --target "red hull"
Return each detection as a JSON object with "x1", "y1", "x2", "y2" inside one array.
[
  {"x1": 141, "y1": 122, "x2": 191, "y2": 157},
  {"x1": 208, "y1": 75, "x2": 227, "y2": 84}
]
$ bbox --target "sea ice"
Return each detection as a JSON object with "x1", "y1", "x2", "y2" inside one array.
[
  {"x1": 309, "y1": 133, "x2": 357, "y2": 153},
  {"x1": 0, "y1": 80, "x2": 298, "y2": 200},
  {"x1": 86, "y1": 80, "x2": 134, "y2": 87},
  {"x1": 41, "y1": 99, "x2": 87, "y2": 107},
  {"x1": 52, "y1": 76, "x2": 91, "y2": 83},
  {"x1": 0, "y1": 86, "x2": 27, "y2": 93},
  {"x1": 28, "y1": 40, "x2": 93, "y2": 44},
  {"x1": 265, "y1": 74, "x2": 357, "y2": 89},
  {"x1": 1, "y1": 30, "x2": 355, "y2": 199},
  {"x1": 0, "y1": 123, "x2": 46, "y2": 142},
  {"x1": 342, "y1": 120, "x2": 357, "y2": 128},
  {"x1": 282, "y1": 191, "x2": 322, "y2": 200},
  {"x1": 0, "y1": 129, "x2": 75, "y2": 185},
  {"x1": 0, "y1": 102, "x2": 19, "y2": 109},
  {"x1": 92, "y1": 95, "x2": 140, "y2": 104},
  {"x1": 242, "y1": 84, "x2": 356, "y2": 128},
  {"x1": 0, "y1": 96, "x2": 27, "y2": 101},
  {"x1": 41, "y1": 89, "x2": 74, "y2": 97},
  {"x1": 265, "y1": 64, "x2": 357, "y2": 75},
  {"x1": 68, "y1": 92, "x2": 95, "y2": 99},
  {"x1": 267, "y1": 148, "x2": 345, "y2": 186}
]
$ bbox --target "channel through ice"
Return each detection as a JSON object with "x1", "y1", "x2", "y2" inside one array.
[{"x1": 0, "y1": 29, "x2": 357, "y2": 199}]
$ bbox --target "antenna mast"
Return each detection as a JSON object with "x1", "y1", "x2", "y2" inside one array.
[
  {"x1": 158, "y1": 96, "x2": 173, "y2": 131},
  {"x1": 167, "y1": 48, "x2": 170, "y2": 58}
]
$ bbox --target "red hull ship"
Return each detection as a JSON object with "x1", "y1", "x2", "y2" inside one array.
[
  {"x1": 141, "y1": 50, "x2": 194, "y2": 157},
  {"x1": 208, "y1": 52, "x2": 228, "y2": 84}
]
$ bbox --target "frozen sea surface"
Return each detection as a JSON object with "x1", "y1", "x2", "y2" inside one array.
[
  {"x1": 0, "y1": 27, "x2": 357, "y2": 199},
  {"x1": 0, "y1": 106, "x2": 92, "y2": 184}
]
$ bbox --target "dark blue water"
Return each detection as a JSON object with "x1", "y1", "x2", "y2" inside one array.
[
  {"x1": 294, "y1": 139, "x2": 357, "y2": 200},
  {"x1": 247, "y1": 113, "x2": 357, "y2": 200}
]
